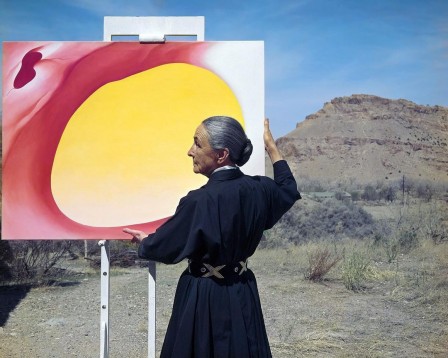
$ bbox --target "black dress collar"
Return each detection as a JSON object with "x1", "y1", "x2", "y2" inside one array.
[{"x1": 206, "y1": 167, "x2": 244, "y2": 183}]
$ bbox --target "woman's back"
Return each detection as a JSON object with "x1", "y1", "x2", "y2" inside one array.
[
  {"x1": 185, "y1": 162, "x2": 299, "y2": 265},
  {"x1": 124, "y1": 117, "x2": 300, "y2": 357}
]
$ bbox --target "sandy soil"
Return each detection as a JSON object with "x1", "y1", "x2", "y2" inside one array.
[{"x1": 1, "y1": 252, "x2": 447, "y2": 358}]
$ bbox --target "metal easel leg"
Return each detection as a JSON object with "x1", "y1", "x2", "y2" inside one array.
[
  {"x1": 148, "y1": 261, "x2": 156, "y2": 358},
  {"x1": 99, "y1": 240, "x2": 110, "y2": 358}
]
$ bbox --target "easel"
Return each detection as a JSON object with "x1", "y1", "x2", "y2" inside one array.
[{"x1": 100, "y1": 16, "x2": 205, "y2": 358}]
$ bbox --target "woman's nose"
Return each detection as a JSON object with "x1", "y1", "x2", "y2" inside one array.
[{"x1": 187, "y1": 145, "x2": 194, "y2": 157}]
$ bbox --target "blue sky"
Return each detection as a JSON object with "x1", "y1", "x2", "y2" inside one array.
[{"x1": 1, "y1": 0, "x2": 447, "y2": 138}]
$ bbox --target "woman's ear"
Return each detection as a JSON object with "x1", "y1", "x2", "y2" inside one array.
[{"x1": 216, "y1": 148, "x2": 230, "y2": 165}]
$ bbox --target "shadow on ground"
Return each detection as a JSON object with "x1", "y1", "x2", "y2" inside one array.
[
  {"x1": 0, "y1": 281, "x2": 80, "y2": 327},
  {"x1": 0, "y1": 284, "x2": 31, "y2": 326}
]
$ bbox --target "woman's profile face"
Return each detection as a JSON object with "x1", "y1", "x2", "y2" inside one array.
[{"x1": 187, "y1": 124, "x2": 219, "y2": 177}]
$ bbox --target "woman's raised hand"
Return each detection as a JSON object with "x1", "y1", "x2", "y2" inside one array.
[{"x1": 264, "y1": 118, "x2": 283, "y2": 164}]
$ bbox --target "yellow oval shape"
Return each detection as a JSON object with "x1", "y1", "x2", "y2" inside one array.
[{"x1": 51, "y1": 63, "x2": 244, "y2": 226}]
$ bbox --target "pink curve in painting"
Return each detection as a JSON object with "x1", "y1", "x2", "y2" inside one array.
[{"x1": 2, "y1": 42, "x2": 211, "y2": 240}]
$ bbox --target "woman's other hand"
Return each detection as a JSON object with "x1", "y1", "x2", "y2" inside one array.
[{"x1": 123, "y1": 228, "x2": 147, "y2": 244}]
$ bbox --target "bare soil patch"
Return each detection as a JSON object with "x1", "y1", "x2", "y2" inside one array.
[{"x1": 1, "y1": 247, "x2": 447, "y2": 357}]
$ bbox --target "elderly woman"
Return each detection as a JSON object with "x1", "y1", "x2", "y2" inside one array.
[{"x1": 124, "y1": 116, "x2": 300, "y2": 358}]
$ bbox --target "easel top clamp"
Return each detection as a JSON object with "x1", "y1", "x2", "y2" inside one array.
[{"x1": 103, "y1": 16, "x2": 205, "y2": 42}]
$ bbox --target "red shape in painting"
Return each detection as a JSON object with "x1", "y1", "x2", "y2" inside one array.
[{"x1": 13, "y1": 49, "x2": 43, "y2": 89}]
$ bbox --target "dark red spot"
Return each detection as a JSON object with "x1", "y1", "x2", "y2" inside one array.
[{"x1": 13, "y1": 51, "x2": 43, "y2": 89}]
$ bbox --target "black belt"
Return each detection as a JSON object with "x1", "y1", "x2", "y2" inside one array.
[{"x1": 188, "y1": 259, "x2": 248, "y2": 279}]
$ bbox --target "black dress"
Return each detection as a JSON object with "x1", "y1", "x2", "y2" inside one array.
[{"x1": 138, "y1": 160, "x2": 300, "y2": 358}]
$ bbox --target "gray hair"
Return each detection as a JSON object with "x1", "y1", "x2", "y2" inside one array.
[{"x1": 202, "y1": 116, "x2": 253, "y2": 166}]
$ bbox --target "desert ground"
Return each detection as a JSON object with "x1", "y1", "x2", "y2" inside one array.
[{"x1": 1, "y1": 238, "x2": 447, "y2": 358}]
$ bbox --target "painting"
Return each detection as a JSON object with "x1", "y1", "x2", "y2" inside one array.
[{"x1": 2, "y1": 41, "x2": 264, "y2": 240}]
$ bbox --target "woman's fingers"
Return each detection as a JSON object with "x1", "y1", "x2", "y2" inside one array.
[{"x1": 123, "y1": 228, "x2": 147, "y2": 242}]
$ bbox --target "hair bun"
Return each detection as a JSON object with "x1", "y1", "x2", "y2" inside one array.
[
  {"x1": 202, "y1": 116, "x2": 253, "y2": 167},
  {"x1": 236, "y1": 138, "x2": 253, "y2": 166}
]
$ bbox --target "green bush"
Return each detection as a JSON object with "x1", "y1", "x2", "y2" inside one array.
[
  {"x1": 341, "y1": 251, "x2": 371, "y2": 291},
  {"x1": 398, "y1": 229, "x2": 419, "y2": 252}
]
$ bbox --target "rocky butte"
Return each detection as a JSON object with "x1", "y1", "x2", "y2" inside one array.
[{"x1": 276, "y1": 94, "x2": 448, "y2": 186}]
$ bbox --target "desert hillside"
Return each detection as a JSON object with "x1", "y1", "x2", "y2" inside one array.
[{"x1": 277, "y1": 94, "x2": 448, "y2": 186}]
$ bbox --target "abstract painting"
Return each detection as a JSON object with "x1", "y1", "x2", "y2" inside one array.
[{"x1": 2, "y1": 41, "x2": 264, "y2": 240}]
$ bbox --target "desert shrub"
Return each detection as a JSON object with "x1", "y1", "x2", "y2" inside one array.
[
  {"x1": 379, "y1": 186, "x2": 397, "y2": 202},
  {"x1": 425, "y1": 222, "x2": 448, "y2": 245},
  {"x1": 304, "y1": 246, "x2": 341, "y2": 282},
  {"x1": 87, "y1": 240, "x2": 141, "y2": 268},
  {"x1": 350, "y1": 191, "x2": 361, "y2": 201},
  {"x1": 416, "y1": 201, "x2": 448, "y2": 244},
  {"x1": 398, "y1": 229, "x2": 419, "y2": 253},
  {"x1": 68, "y1": 240, "x2": 101, "y2": 258},
  {"x1": 0, "y1": 240, "x2": 14, "y2": 281},
  {"x1": 416, "y1": 183, "x2": 434, "y2": 201},
  {"x1": 4, "y1": 241, "x2": 73, "y2": 285},
  {"x1": 361, "y1": 185, "x2": 378, "y2": 201},
  {"x1": 298, "y1": 200, "x2": 373, "y2": 239},
  {"x1": 398, "y1": 177, "x2": 447, "y2": 200},
  {"x1": 298, "y1": 178, "x2": 327, "y2": 192},
  {"x1": 341, "y1": 251, "x2": 371, "y2": 291},
  {"x1": 384, "y1": 239, "x2": 400, "y2": 263},
  {"x1": 259, "y1": 232, "x2": 290, "y2": 249},
  {"x1": 372, "y1": 232, "x2": 399, "y2": 263},
  {"x1": 267, "y1": 199, "x2": 375, "y2": 246}
]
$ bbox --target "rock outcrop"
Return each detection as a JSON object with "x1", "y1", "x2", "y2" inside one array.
[{"x1": 277, "y1": 94, "x2": 448, "y2": 186}]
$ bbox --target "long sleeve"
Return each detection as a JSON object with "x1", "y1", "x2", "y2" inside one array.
[
  {"x1": 263, "y1": 160, "x2": 301, "y2": 229},
  {"x1": 138, "y1": 191, "x2": 207, "y2": 264},
  {"x1": 137, "y1": 161, "x2": 300, "y2": 265}
]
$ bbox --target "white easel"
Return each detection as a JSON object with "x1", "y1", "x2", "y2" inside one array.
[{"x1": 100, "y1": 16, "x2": 205, "y2": 358}]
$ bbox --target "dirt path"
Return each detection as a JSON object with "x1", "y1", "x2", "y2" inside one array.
[{"x1": 1, "y1": 255, "x2": 446, "y2": 357}]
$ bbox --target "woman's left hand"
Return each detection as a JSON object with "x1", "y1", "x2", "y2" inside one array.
[{"x1": 123, "y1": 228, "x2": 147, "y2": 244}]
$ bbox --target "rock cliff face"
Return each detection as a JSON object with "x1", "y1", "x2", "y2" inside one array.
[{"x1": 277, "y1": 94, "x2": 448, "y2": 186}]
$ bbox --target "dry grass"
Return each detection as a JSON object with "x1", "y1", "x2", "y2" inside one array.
[
  {"x1": 251, "y1": 237, "x2": 448, "y2": 357},
  {"x1": 304, "y1": 246, "x2": 341, "y2": 282},
  {"x1": 388, "y1": 239, "x2": 448, "y2": 319}
]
